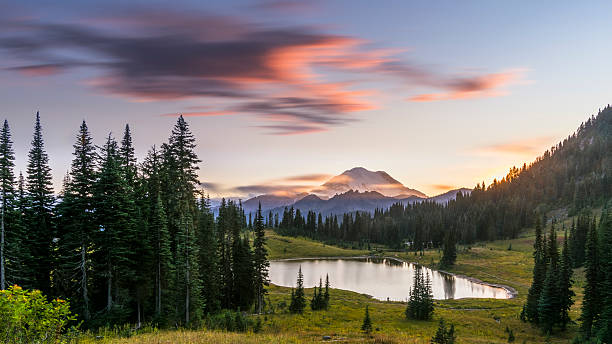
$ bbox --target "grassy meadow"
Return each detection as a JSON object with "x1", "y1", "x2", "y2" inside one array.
[{"x1": 80, "y1": 227, "x2": 583, "y2": 343}]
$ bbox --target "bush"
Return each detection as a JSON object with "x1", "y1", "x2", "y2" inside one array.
[{"x1": 0, "y1": 285, "x2": 77, "y2": 344}]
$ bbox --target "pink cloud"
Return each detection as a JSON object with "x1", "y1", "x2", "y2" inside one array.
[{"x1": 409, "y1": 70, "x2": 524, "y2": 102}]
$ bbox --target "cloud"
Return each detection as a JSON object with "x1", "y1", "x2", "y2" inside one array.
[
  {"x1": 478, "y1": 136, "x2": 555, "y2": 156},
  {"x1": 409, "y1": 70, "x2": 524, "y2": 102},
  {"x1": 161, "y1": 111, "x2": 237, "y2": 117},
  {"x1": 232, "y1": 184, "x2": 312, "y2": 197},
  {"x1": 430, "y1": 184, "x2": 455, "y2": 191},
  {"x1": 280, "y1": 174, "x2": 332, "y2": 182},
  {"x1": 0, "y1": 6, "x2": 526, "y2": 134},
  {"x1": 250, "y1": 0, "x2": 319, "y2": 13}
]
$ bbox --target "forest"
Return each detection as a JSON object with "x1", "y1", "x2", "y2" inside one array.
[
  {"x1": 0, "y1": 113, "x2": 268, "y2": 328},
  {"x1": 272, "y1": 106, "x2": 612, "y2": 250}
]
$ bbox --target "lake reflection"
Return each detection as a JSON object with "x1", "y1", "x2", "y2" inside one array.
[{"x1": 269, "y1": 258, "x2": 509, "y2": 301}]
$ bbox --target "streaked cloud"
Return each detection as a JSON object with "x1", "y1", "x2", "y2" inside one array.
[
  {"x1": 0, "y1": 5, "x2": 526, "y2": 134},
  {"x1": 409, "y1": 70, "x2": 525, "y2": 102},
  {"x1": 280, "y1": 173, "x2": 332, "y2": 183},
  {"x1": 478, "y1": 136, "x2": 555, "y2": 156},
  {"x1": 430, "y1": 184, "x2": 456, "y2": 191}
]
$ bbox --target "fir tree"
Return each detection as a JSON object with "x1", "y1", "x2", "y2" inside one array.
[
  {"x1": 596, "y1": 208, "x2": 612, "y2": 342},
  {"x1": 525, "y1": 217, "x2": 545, "y2": 323},
  {"x1": 93, "y1": 134, "x2": 140, "y2": 317},
  {"x1": 580, "y1": 216, "x2": 599, "y2": 338},
  {"x1": 406, "y1": 267, "x2": 434, "y2": 320},
  {"x1": 431, "y1": 318, "x2": 456, "y2": 344},
  {"x1": 0, "y1": 120, "x2": 15, "y2": 290},
  {"x1": 164, "y1": 115, "x2": 203, "y2": 325},
  {"x1": 538, "y1": 224, "x2": 559, "y2": 334},
  {"x1": 56, "y1": 121, "x2": 96, "y2": 320},
  {"x1": 142, "y1": 146, "x2": 174, "y2": 320},
  {"x1": 440, "y1": 230, "x2": 457, "y2": 267},
  {"x1": 289, "y1": 266, "x2": 306, "y2": 314},
  {"x1": 324, "y1": 274, "x2": 330, "y2": 309},
  {"x1": 361, "y1": 305, "x2": 372, "y2": 334},
  {"x1": 558, "y1": 230, "x2": 574, "y2": 330},
  {"x1": 25, "y1": 112, "x2": 55, "y2": 295},
  {"x1": 253, "y1": 202, "x2": 269, "y2": 314},
  {"x1": 196, "y1": 193, "x2": 220, "y2": 314}
]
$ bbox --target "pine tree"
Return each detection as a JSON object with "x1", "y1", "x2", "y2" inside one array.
[
  {"x1": 164, "y1": 116, "x2": 203, "y2": 325},
  {"x1": 580, "y1": 217, "x2": 599, "y2": 338},
  {"x1": 25, "y1": 112, "x2": 55, "y2": 295},
  {"x1": 142, "y1": 146, "x2": 174, "y2": 320},
  {"x1": 538, "y1": 224, "x2": 559, "y2": 334},
  {"x1": 93, "y1": 134, "x2": 139, "y2": 318},
  {"x1": 0, "y1": 120, "x2": 15, "y2": 290},
  {"x1": 196, "y1": 194, "x2": 220, "y2": 314},
  {"x1": 596, "y1": 208, "x2": 612, "y2": 342},
  {"x1": 406, "y1": 267, "x2": 434, "y2": 320},
  {"x1": 440, "y1": 230, "x2": 457, "y2": 267},
  {"x1": 289, "y1": 266, "x2": 306, "y2": 314},
  {"x1": 56, "y1": 121, "x2": 96, "y2": 320},
  {"x1": 525, "y1": 217, "x2": 546, "y2": 323},
  {"x1": 431, "y1": 318, "x2": 456, "y2": 344},
  {"x1": 558, "y1": 230, "x2": 574, "y2": 330},
  {"x1": 324, "y1": 274, "x2": 330, "y2": 309},
  {"x1": 361, "y1": 305, "x2": 372, "y2": 333},
  {"x1": 252, "y1": 202, "x2": 269, "y2": 314}
]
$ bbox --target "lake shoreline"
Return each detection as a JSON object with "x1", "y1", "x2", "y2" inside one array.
[{"x1": 270, "y1": 255, "x2": 518, "y2": 300}]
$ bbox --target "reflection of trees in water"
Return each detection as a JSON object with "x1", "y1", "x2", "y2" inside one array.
[
  {"x1": 441, "y1": 273, "x2": 456, "y2": 299},
  {"x1": 364, "y1": 257, "x2": 404, "y2": 267}
]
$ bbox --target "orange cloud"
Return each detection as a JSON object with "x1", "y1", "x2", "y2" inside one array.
[
  {"x1": 409, "y1": 70, "x2": 524, "y2": 102},
  {"x1": 430, "y1": 184, "x2": 456, "y2": 191},
  {"x1": 479, "y1": 136, "x2": 555, "y2": 156}
]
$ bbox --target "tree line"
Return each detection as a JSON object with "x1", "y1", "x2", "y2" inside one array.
[
  {"x1": 272, "y1": 106, "x2": 612, "y2": 251},
  {"x1": 0, "y1": 113, "x2": 269, "y2": 328}
]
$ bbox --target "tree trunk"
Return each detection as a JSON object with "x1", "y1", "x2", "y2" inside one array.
[
  {"x1": 1, "y1": 200, "x2": 5, "y2": 290},
  {"x1": 107, "y1": 266, "x2": 112, "y2": 312},
  {"x1": 81, "y1": 242, "x2": 90, "y2": 320}
]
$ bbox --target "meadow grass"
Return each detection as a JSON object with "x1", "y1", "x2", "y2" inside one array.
[{"x1": 86, "y1": 229, "x2": 583, "y2": 343}]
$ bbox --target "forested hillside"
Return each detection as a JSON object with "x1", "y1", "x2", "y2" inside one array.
[
  {"x1": 273, "y1": 106, "x2": 612, "y2": 248},
  {"x1": 0, "y1": 113, "x2": 268, "y2": 328}
]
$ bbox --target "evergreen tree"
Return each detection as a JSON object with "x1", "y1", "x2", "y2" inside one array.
[
  {"x1": 196, "y1": 194, "x2": 220, "y2": 314},
  {"x1": 558, "y1": 230, "x2": 574, "y2": 330},
  {"x1": 25, "y1": 112, "x2": 55, "y2": 295},
  {"x1": 324, "y1": 274, "x2": 330, "y2": 309},
  {"x1": 0, "y1": 120, "x2": 15, "y2": 290},
  {"x1": 142, "y1": 146, "x2": 174, "y2": 320},
  {"x1": 93, "y1": 134, "x2": 139, "y2": 319},
  {"x1": 163, "y1": 115, "x2": 203, "y2": 325},
  {"x1": 525, "y1": 217, "x2": 546, "y2": 323},
  {"x1": 233, "y1": 236, "x2": 255, "y2": 311},
  {"x1": 580, "y1": 217, "x2": 600, "y2": 338},
  {"x1": 537, "y1": 224, "x2": 559, "y2": 334},
  {"x1": 289, "y1": 266, "x2": 306, "y2": 314},
  {"x1": 361, "y1": 305, "x2": 372, "y2": 334},
  {"x1": 431, "y1": 318, "x2": 456, "y2": 344},
  {"x1": 252, "y1": 202, "x2": 269, "y2": 314},
  {"x1": 440, "y1": 230, "x2": 457, "y2": 267},
  {"x1": 56, "y1": 121, "x2": 96, "y2": 320},
  {"x1": 406, "y1": 267, "x2": 434, "y2": 320},
  {"x1": 596, "y1": 208, "x2": 612, "y2": 342}
]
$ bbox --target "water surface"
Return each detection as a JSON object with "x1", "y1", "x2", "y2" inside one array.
[{"x1": 269, "y1": 257, "x2": 510, "y2": 301}]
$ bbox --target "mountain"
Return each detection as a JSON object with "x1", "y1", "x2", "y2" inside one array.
[
  {"x1": 429, "y1": 188, "x2": 472, "y2": 204},
  {"x1": 311, "y1": 167, "x2": 427, "y2": 199},
  {"x1": 241, "y1": 193, "x2": 308, "y2": 214},
  {"x1": 239, "y1": 168, "x2": 469, "y2": 216}
]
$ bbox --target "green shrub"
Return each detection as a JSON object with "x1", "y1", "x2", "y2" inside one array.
[{"x1": 0, "y1": 285, "x2": 77, "y2": 344}]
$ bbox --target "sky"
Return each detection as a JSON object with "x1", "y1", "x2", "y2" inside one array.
[{"x1": 1, "y1": 0, "x2": 612, "y2": 199}]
